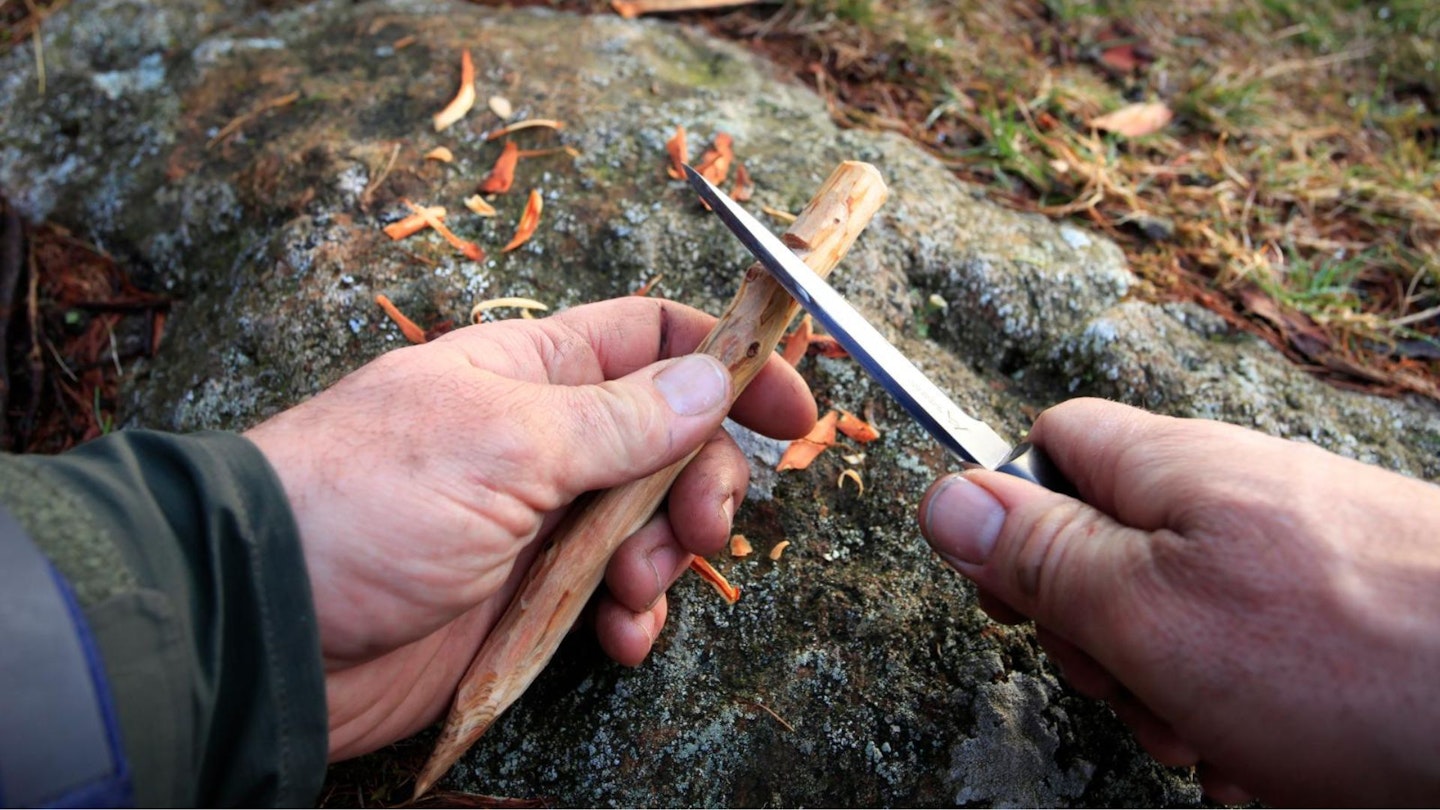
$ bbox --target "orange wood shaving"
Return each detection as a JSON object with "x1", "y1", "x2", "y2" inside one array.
[
  {"x1": 484, "y1": 119, "x2": 566, "y2": 141},
  {"x1": 762, "y1": 204, "x2": 798, "y2": 224},
  {"x1": 777, "y1": 410, "x2": 838, "y2": 471},
  {"x1": 632, "y1": 274, "x2": 664, "y2": 296},
  {"x1": 374, "y1": 294, "x2": 427, "y2": 344},
  {"x1": 731, "y1": 162, "x2": 754, "y2": 202},
  {"x1": 464, "y1": 195, "x2": 497, "y2": 217},
  {"x1": 806, "y1": 334, "x2": 849, "y2": 359},
  {"x1": 780, "y1": 314, "x2": 812, "y2": 366},
  {"x1": 478, "y1": 141, "x2": 520, "y2": 194},
  {"x1": 694, "y1": 132, "x2": 734, "y2": 185},
  {"x1": 382, "y1": 205, "x2": 447, "y2": 240},
  {"x1": 502, "y1": 189, "x2": 544, "y2": 252},
  {"x1": 402, "y1": 199, "x2": 485, "y2": 261},
  {"x1": 433, "y1": 49, "x2": 476, "y2": 132},
  {"x1": 665, "y1": 125, "x2": 688, "y2": 180},
  {"x1": 689, "y1": 556, "x2": 740, "y2": 604},
  {"x1": 424, "y1": 146, "x2": 454, "y2": 163},
  {"x1": 729, "y1": 534, "x2": 753, "y2": 558},
  {"x1": 836, "y1": 411, "x2": 880, "y2": 443},
  {"x1": 768, "y1": 540, "x2": 791, "y2": 561}
]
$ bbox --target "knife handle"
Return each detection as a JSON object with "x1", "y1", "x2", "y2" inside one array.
[{"x1": 995, "y1": 442, "x2": 1078, "y2": 497}]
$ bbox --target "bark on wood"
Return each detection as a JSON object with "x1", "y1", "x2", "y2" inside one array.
[{"x1": 414, "y1": 161, "x2": 889, "y2": 798}]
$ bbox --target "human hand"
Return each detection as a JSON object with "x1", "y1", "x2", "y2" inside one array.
[
  {"x1": 244, "y1": 297, "x2": 815, "y2": 761},
  {"x1": 918, "y1": 398, "x2": 1440, "y2": 806}
]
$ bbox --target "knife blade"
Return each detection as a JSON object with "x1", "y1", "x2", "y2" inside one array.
[{"x1": 684, "y1": 164, "x2": 1074, "y2": 494}]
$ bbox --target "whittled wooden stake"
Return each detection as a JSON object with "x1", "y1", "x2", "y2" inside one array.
[{"x1": 414, "y1": 161, "x2": 888, "y2": 798}]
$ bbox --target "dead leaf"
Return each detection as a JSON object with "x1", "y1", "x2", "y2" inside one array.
[
  {"x1": 1089, "y1": 102, "x2": 1173, "y2": 138},
  {"x1": 777, "y1": 410, "x2": 838, "y2": 471},
  {"x1": 502, "y1": 189, "x2": 544, "y2": 252},
  {"x1": 433, "y1": 49, "x2": 475, "y2": 132},
  {"x1": 478, "y1": 141, "x2": 520, "y2": 194}
]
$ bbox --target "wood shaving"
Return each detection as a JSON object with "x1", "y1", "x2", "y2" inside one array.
[
  {"x1": 689, "y1": 557, "x2": 740, "y2": 604},
  {"x1": 762, "y1": 204, "x2": 797, "y2": 224},
  {"x1": 665, "y1": 125, "x2": 688, "y2": 180},
  {"x1": 729, "y1": 533, "x2": 753, "y2": 558},
  {"x1": 632, "y1": 274, "x2": 664, "y2": 297},
  {"x1": 731, "y1": 162, "x2": 754, "y2": 202},
  {"x1": 502, "y1": 189, "x2": 544, "y2": 252},
  {"x1": 470, "y1": 296, "x2": 550, "y2": 324},
  {"x1": 612, "y1": 0, "x2": 763, "y2": 17},
  {"x1": 374, "y1": 294, "x2": 427, "y2": 344},
  {"x1": 837, "y1": 468, "x2": 864, "y2": 495},
  {"x1": 433, "y1": 49, "x2": 476, "y2": 132},
  {"x1": 694, "y1": 132, "x2": 734, "y2": 185},
  {"x1": 484, "y1": 119, "x2": 565, "y2": 141},
  {"x1": 777, "y1": 410, "x2": 838, "y2": 471},
  {"x1": 780, "y1": 314, "x2": 812, "y2": 366},
  {"x1": 767, "y1": 540, "x2": 790, "y2": 561},
  {"x1": 463, "y1": 195, "x2": 497, "y2": 217},
  {"x1": 488, "y1": 95, "x2": 513, "y2": 120},
  {"x1": 477, "y1": 141, "x2": 520, "y2": 194},
  {"x1": 1088, "y1": 101, "x2": 1173, "y2": 138},
  {"x1": 382, "y1": 205, "x2": 447, "y2": 240},
  {"x1": 402, "y1": 199, "x2": 484, "y2": 261},
  {"x1": 424, "y1": 146, "x2": 454, "y2": 163},
  {"x1": 836, "y1": 411, "x2": 880, "y2": 443}
]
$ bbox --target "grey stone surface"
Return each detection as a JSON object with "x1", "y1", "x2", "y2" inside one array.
[{"x1": 3, "y1": 0, "x2": 1437, "y2": 806}]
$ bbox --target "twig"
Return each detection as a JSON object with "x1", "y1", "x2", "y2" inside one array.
[
  {"x1": 20, "y1": 0, "x2": 45, "y2": 94},
  {"x1": 413, "y1": 161, "x2": 888, "y2": 798},
  {"x1": 741, "y1": 699, "x2": 795, "y2": 733},
  {"x1": 206, "y1": 91, "x2": 301, "y2": 150},
  {"x1": 0, "y1": 202, "x2": 23, "y2": 449}
]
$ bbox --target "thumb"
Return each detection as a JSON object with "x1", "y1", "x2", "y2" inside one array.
[
  {"x1": 541, "y1": 353, "x2": 732, "y2": 494},
  {"x1": 919, "y1": 469, "x2": 1154, "y2": 652}
]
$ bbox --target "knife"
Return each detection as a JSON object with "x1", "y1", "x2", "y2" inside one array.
[{"x1": 684, "y1": 164, "x2": 1075, "y2": 495}]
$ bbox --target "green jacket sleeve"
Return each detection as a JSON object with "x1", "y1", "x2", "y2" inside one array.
[{"x1": 0, "y1": 429, "x2": 328, "y2": 807}]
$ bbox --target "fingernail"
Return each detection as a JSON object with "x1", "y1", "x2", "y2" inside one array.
[
  {"x1": 654, "y1": 355, "x2": 729, "y2": 416},
  {"x1": 923, "y1": 474, "x2": 1005, "y2": 567}
]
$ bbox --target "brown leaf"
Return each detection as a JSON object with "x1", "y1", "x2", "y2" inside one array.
[{"x1": 1089, "y1": 102, "x2": 1173, "y2": 138}]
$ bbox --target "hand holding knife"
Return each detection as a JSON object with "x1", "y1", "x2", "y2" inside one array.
[{"x1": 683, "y1": 164, "x2": 1075, "y2": 496}]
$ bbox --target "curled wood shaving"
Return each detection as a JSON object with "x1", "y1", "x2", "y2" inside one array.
[
  {"x1": 777, "y1": 410, "x2": 838, "y2": 471},
  {"x1": 488, "y1": 95, "x2": 513, "y2": 120},
  {"x1": 806, "y1": 334, "x2": 848, "y2": 359},
  {"x1": 768, "y1": 540, "x2": 791, "y2": 561},
  {"x1": 478, "y1": 141, "x2": 520, "y2": 194},
  {"x1": 392, "y1": 35, "x2": 416, "y2": 50},
  {"x1": 689, "y1": 556, "x2": 740, "y2": 604},
  {"x1": 780, "y1": 314, "x2": 812, "y2": 366},
  {"x1": 424, "y1": 146, "x2": 454, "y2": 163},
  {"x1": 632, "y1": 274, "x2": 664, "y2": 297},
  {"x1": 433, "y1": 49, "x2": 476, "y2": 132},
  {"x1": 374, "y1": 294, "x2": 427, "y2": 344},
  {"x1": 516, "y1": 146, "x2": 582, "y2": 159},
  {"x1": 502, "y1": 189, "x2": 544, "y2": 253},
  {"x1": 762, "y1": 204, "x2": 798, "y2": 224},
  {"x1": 665, "y1": 125, "x2": 688, "y2": 180},
  {"x1": 694, "y1": 132, "x2": 734, "y2": 185},
  {"x1": 464, "y1": 195, "x2": 497, "y2": 217},
  {"x1": 731, "y1": 162, "x2": 754, "y2": 202},
  {"x1": 402, "y1": 198, "x2": 485, "y2": 261},
  {"x1": 382, "y1": 205, "x2": 447, "y2": 240},
  {"x1": 836, "y1": 411, "x2": 880, "y2": 443},
  {"x1": 470, "y1": 296, "x2": 550, "y2": 324},
  {"x1": 729, "y1": 534, "x2": 753, "y2": 558},
  {"x1": 612, "y1": 0, "x2": 764, "y2": 17},
  {"x1": 484, "y1": 119, "x2": 566, "y2": 141},
  {"x1": 837, "y1": 468, "x2": 864, "y2": 495}
]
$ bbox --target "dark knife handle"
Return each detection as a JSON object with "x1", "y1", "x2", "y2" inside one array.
[{"x1": 995, "y1": 442, "x2": 1077, "y2": 497}]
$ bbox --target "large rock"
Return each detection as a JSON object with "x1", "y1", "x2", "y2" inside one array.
[{"x1": 3, "y1": 0, "x2": 1437, "y2": 806}]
